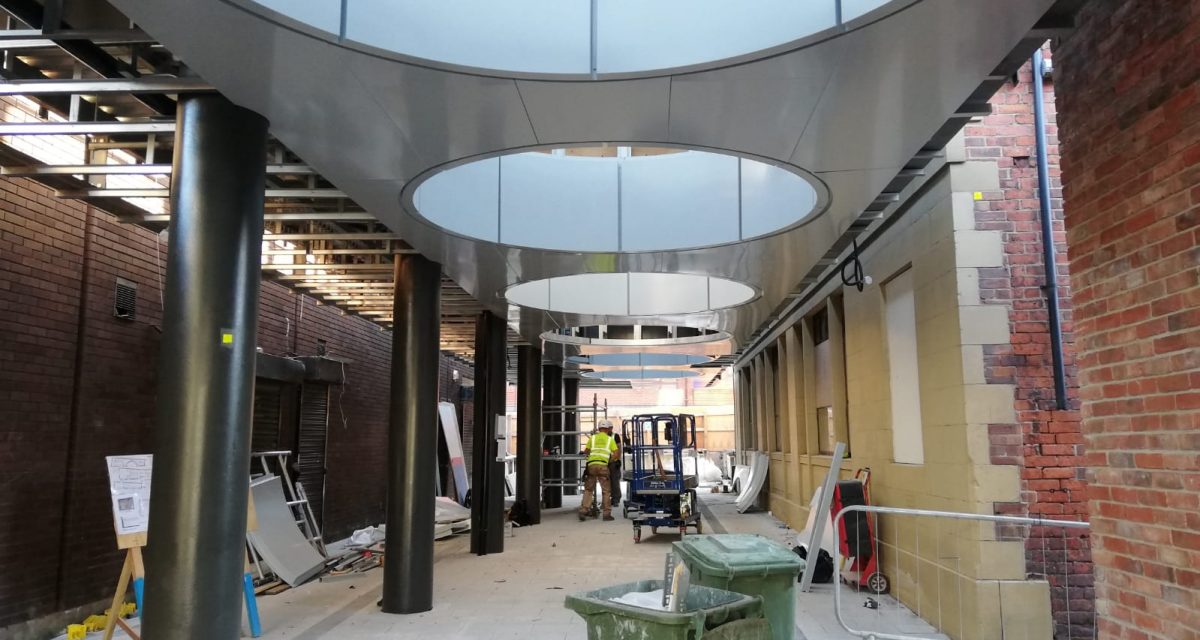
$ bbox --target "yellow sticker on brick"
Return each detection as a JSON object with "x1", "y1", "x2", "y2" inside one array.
[{"x1": 973, "y1": 191, "x2": 984, "y2": 200}]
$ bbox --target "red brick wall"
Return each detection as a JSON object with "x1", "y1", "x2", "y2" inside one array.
[
  {"x1": 965, "y1": 53, "x2": 1094, "y2": 638},
  {"x1": 1055, "y1": 2, "x2": 1200, "y2": 638},
  {"x1": 0, "y1": 174, "x2": 439, "y2": 628}
]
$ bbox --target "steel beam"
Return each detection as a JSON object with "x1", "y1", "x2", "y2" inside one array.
[
  {"x1": 130, "y1": 211, "x2": 376, "y2": 224},
  {"x1": 471, "y1": 311, "x2": 507, "y2": 555},
  {"x1": 381, "y1": 254, "x2": 441, "y2": 614},
  {"x1": 0, "y1": 78, "x2": 213, "y2": 94},
  {"x1": 516, "y1": 345, "x2": 542, "y2": 525},
  {"x1": 0, "y1": 163, "x2": 313, "y2": 176},
  {"x1": 264, "y1": 232, "x2": 400, "y2": 241},
  {"x1": 542, "y1": 364, "x2": 564, "y2": 509},
  {"x1": 0, "y1": 28, "x2": 156, "y2": 42},
  {"x1": 259, "y1": 263, "x2": 394, "y2": 271},
  {"x1": 56, "y1": 187, "x2": 345, "y2": 199},
  {"x1": 141, "y1": 95, "x2": 268, "y2": 640},
  {"x1": 0, "y1": 121, "x2": 176, "y2": 135}
]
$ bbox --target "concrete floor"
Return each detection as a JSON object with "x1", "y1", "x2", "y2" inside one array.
[
  {"x1": 247, "y1": 493, "x2": 945, "y2": 640},
  {"x1": 62, "y1": 493, "x2": 944, "y2": 639}
]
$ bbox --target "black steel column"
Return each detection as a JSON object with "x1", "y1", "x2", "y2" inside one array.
[
  {"x1": 381, "y1": 254, "x2": 441, "y2": 614},
  {"x1": 142, "y1": 95, "x2": 267, "y2": 640},
  {"x1": 562, "y1": 377, "x2": 580, "y2": 496},
  {"x1": 541, "y1": 364, "x2": 563, "y2": 508},
  {"x1": 471, "y1": 312, "x2": 506, "y2": 554},
  {"x1": 516, "y1": 345, "x2": 542, "y2": 524}
]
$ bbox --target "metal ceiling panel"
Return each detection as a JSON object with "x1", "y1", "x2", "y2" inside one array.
[
  {"x1": 347, "y1": 53, "x2": 539, "y2": 167},
  {"x1": 514, "y1": 78, "x2": 671, "y2": 145},
  {"x1": 791, "y1": 0, "x2": 1054, "y2": 171},
  {"x1": 665, "y1": 42, "x2": 845, "y2": 160}
]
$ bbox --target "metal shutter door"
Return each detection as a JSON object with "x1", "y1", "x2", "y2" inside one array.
[{"x1": 297, "y1": 382, "x2": 330, "y2": 528}]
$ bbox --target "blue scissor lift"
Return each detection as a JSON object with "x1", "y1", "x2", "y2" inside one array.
[{"x1": 625, "y1": 413, "x2": 702, "y2": 543}]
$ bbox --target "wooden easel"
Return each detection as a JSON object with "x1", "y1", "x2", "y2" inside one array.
[
  {"x1": 102, "y1": 532, "x2": 145, "y2": 640},
  {"x1": 103, "y1": 495, "x2": 262, "y2": 639}
]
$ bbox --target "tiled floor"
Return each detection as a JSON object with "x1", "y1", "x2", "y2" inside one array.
[{"x1": 60, "y1": 493, "x2": 945, "y2": 639}]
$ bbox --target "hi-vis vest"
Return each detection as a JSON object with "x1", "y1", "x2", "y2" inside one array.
[{"x1": 586, "y1": 432, "x2": 618, "y2": 466}]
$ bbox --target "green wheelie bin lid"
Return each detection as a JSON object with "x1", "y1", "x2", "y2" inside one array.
[
  {"x1": 673, "y1": 535, "x2": 803, "y2": 640},
  {"x1": 673, "y1": 534, "x2": 803, "y2": 579}
]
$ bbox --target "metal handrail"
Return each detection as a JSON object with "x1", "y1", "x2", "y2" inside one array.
[{"x1": 831, "y1": 504, "x2": 1089, "y2": 640}]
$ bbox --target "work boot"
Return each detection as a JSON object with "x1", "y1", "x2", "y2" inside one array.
[
  {"x1": 603, "y1": 514, "x2": 615, "y2": 521},
  {"x1": 578, "y1": 512, "x2": 586, "y2": 521}
]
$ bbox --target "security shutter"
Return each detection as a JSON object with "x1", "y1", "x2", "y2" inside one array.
[
  {"x1": 252, "y1": 380, "x2": 283, "y2": 452},
  {"x1": 297, "y1": 383, "x2": 330, "y2": 527}
]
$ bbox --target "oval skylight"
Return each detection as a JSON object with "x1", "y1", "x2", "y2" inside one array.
[
  {"x1": 568, "y1": 353, "x2": 713, "y2": 367},
  {"x1": 582, "y1": 369, "x2": 702, "y2": 380},
  {"x1": 507, "y1": 273, "x2": 755, "y2": 316},
  {"x1": 406, "y1": 149, "x2": 824, "y2": 252},
  {"x1": 246, "y1": 0, "x2": 898, "y2": 76}
]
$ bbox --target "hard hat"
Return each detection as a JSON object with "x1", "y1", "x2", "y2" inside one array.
[{"x1": 598, "y1": 419, "x2": 614, "y2": 430}]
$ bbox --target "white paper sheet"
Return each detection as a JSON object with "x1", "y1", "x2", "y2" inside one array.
[{"x1": 106, "y1": 454, "x2": 153, "y2": 535}]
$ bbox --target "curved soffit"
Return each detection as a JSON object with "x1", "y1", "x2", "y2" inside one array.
[
  {"x1": 110, "y1": 0, "x2": 1060, "y2": 345},
  {"x1": 234, "y1": 0, "x2": 909, "y2": 78}
]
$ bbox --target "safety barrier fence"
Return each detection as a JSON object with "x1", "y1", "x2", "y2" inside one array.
[{"x1": 832, "y1": 505, "x2": 1092, "y2": 640}]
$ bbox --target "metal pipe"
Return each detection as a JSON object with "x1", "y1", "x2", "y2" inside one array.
[
  {"x1": 141, "y1": 94, "x2": 268, "y2": 640},
  {"x1": 381, "y1": 254, "x2": 441, "y2": 614},
  {"x1": 1033, "y1": 49, "x2": 1069, "y2": 411},
  {"x1": 471, "y1": 312, "x2": 507, "y2": 555},
  {"x1": 541, "y1": 365, "x2": 564, "y2": 508},
  {"x1": 516, "y1": 346, "x2": 542, "y2": 525}
]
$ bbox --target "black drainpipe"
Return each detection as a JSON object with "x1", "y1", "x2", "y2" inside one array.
[{"x1": 1032, "y1": 49, "x2": 1069, "y2": 411}]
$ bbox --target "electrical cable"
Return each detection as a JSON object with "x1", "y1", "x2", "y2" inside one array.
[{"x1": 840, "y1": 238, "x2": 868, "y2": 292}]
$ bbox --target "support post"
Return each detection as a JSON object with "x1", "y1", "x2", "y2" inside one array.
[
  {"x1": 542, "y1": 364, "x2": 564, "y2": 508},
  {"x1": 516, "y1": 345, "x2": 542, "y2": 525},
  {"x1": 381, "y1": 254, "x2": 441, "y2": 614},
  {"x1": 471, "y1": 312, "x2": 506, "y2": 555},
  {"x1": 562, "y1": 377, "x2": 580, "y2": 496},
  {"x1": 141, "y1": 94, "x2": 267, "y2": 640}
]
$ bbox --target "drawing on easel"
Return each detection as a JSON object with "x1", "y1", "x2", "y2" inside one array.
[{"x1": 106, "y1": 454, "x2": 153, "y2": 537}]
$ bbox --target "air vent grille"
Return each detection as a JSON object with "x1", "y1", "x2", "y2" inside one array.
[{"x1": 114, "y1": 278, "x2": 137, "y2": 320}]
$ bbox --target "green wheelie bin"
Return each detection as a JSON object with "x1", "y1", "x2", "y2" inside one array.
[
  {"x1": 673, "y1": 535, "x2": 804, "y2": 640},
  {"x1": 564, "y1": 579, "x2": 771, "y2": 640}
]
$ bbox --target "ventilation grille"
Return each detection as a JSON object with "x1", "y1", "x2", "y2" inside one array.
[{"x1": 114, "y1": 278, "x2": 137, "y2": 320}]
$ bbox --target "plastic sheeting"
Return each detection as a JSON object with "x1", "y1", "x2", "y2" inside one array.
[
  {"x1": 248, "y1": 475, "x2": 325, "y2": 586},
  {"x1": 435, "y1": 496, "x2": 471, "y2": 533}
]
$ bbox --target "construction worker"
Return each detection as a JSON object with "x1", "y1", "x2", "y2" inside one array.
[{"x1": 579, "y1": 419, "x2": 619, "y2": 521}]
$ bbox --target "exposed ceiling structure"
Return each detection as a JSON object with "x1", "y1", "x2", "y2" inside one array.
[{"x1": 0, "y1": 1, "x2": 515, "y2": 361}]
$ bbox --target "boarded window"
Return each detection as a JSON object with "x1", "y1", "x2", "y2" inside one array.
[{"x1": 885, "y1": 269, "x2": 924, "y2": 464}]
